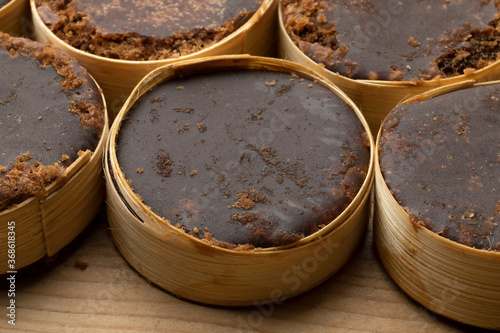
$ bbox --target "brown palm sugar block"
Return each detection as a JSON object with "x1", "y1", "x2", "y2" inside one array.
[
  {"x1": 379, "y1": 84, "x2": 500, "y2": 251},
  {"x1": 0, "y1": 33, "x2": 104, "y2": 211},
  {"x1": 281, "y1": 0, "x2": 500, "y2": 81},
  {"x1": 0, "y1": 0, "x2": 11, "y2": 9},
  {"x1": 35, "y1": 0, "x2": 263, "y2": 61},
  {"x1": 116, "y1": 69, "x2": 370, "y2": 248}
]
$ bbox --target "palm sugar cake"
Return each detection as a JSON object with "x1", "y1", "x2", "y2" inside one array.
[
  {"x1": 378, "y1": 84, "x2": 500, "y2": 251},
  {"x1": 0, "y1": 0, "x2": 29, "y2": 38},
  {"x1": 34, "y1": 0, "x2": 264, "y2": 61},
  {"x1": 115, "y1": 68, "x2": 371, "y2": 248},
  {"x1": 0, "y1": 0, "x2": 11, "y2": 9},
  {"x1": 0, "y1": 32, "x2": 104, "y2": 211},
  {"x1": 281, "y1": 0, "x2": 500, "y2": 81}
]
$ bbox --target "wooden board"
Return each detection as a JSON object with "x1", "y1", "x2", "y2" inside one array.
[{"x1": 0, "y1": 211, "x2": 489, "y2": 332}]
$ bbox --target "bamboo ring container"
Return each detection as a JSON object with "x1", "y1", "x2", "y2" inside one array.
[
  {"x1": 0, "y1": 85, "x2": 109, "y2": 275},
  {"x1": 30, "y1": 0, "x2": 278, "y2": 119},
  {"x1": 373, "y1": 81, "x2": 500, "y2": 330},
  {"x1": 277, "y1": 3, "x2": 500, "y2": 135},
  {"x1": 0, "y1": 0, "x2": 29, "y2": 36},
  {"x1": 105, "y1": 55, "x2": 375, "y2": 306}
]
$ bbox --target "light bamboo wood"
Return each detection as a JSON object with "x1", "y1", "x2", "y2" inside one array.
[
  {"x1": 277, "y1": 4, "x2": 500, "y2": 136},
  {"x1": 0, "y1": 86, "x2": 109, "y2": 274},
  {"x1": 2, "y1": 217, "x2": 478, "y2": 332},
  {"x1": 0, "y1": 0, "x2": 29, "y2": 36},
  {"x1": 105, "y1": 55, "x2": 375, "y2": 306},
  {"x1": 373, "y1": 81, "x2": 500, "y2": 330},
  {"x1": 30, "y1": 0, "x2": 278, "y2": 119}
]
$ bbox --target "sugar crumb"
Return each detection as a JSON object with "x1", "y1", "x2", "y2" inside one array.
[
  {"x1": 408, "y1": 36, "x2": 421, "y2": 47},
  {"x1": 74, "y1": 260, "x2": 89, "y2": 270},
  {"x1": 197, "y1": 123, "x2": 207, "y2": 132}
]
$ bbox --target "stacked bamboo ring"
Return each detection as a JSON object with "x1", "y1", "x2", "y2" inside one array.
[
  {"x1": 0, "y1": 91, "x2": 108, "y2": 275},
  {"x1": 30, "y1": 0, "x2": 278, "y2": 119},
  {"x1": 105, "y1": 55, "x2": 375, "y2": 306},
  {"x1": 374, "y1": 81, "x2": 500, "y2": 330},
  {"x1": 0, "y1": 0, "x2": 29, "y2": 36}
]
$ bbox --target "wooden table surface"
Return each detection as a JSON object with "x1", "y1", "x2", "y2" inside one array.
[{"x1": 1, "y1": 211, "x2": 493, "y2": 333}]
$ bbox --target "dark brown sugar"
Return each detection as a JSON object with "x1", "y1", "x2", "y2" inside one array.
[
  {"x1": 0, "y1": 0, "x2": 11, "y2": 8},
  {"x1": 0, "y1": 33, "x2": 104, "y2": 211},
  {"x1": 282, "y1": 0, "x2": 500, "y2": 81},
  {"x1": 116, "y1": 69, "x2": 370, "y2": 248},
  {"x1": 379, "y1": 85, "x2": 500, "y2": 251},
  {"x1": 35, "y1": 0, "x2": 263, "y2": 61}
]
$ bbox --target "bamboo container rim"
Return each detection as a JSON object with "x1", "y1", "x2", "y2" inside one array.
[
  {"x1": 0, "y1": 73, "x2": 109, "y2": 217},
  {"x1": 277, "y1": 3, "x2": 500, "y2": 89},
  {"x1": 0, "y1": 0, "x2": 27, "y2": 36},
  {"x1": 108, "y1": 54, "x2": 375, "y2": 254},
  {"x1": 375, "y1": 79, "x2": 500, "y2": 258},
  {"x1": 1, "y1": 0, "x2": 20, "y2": 12},
  {"x1": 30, "y1": 0, "x2": 275, "y2": 66},
  {"x1": 0, "y1": 151, "x2": 90, "y2": 215}
]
